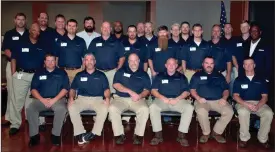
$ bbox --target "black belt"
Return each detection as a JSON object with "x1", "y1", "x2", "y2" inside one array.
[
  {"x1": 98, "y1": 68, "x2": 116, "y2": 72},
  {"x1": 17, "y1": 68, "x2": 36, "y2": 73},
  {"x1": 60, "y1": 67, "x2": 81, "y2": 70}
]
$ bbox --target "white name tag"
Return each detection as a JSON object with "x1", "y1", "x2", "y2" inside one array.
[
  {"x1": 162, "y1": 79, "x2": 168, "y2": 84},
  {"x1": 22, "y1": 48, "x2": 29, "y2": 52},
  {"x1": 12, "y1": 36, "x2": 19, "y2": 40},
  {"x1": 237, "y1": 43, "x2": 242, "y2": 47},
  {"x1": 17, "y1": 73, "x2": 23, "y2": 79},
  {"x1": 190, "y1": 47, "x2": 196, "y2": 51},
  {"x1": 123, "y1": 73, "x2": 131, "y2": 78},
  {"x1": 259, "y1": 49, "x2": 264, "y2": 51},
  {"x1": 200, "y1": 76, "x2": 207, "y2": 80},
  {"x1": 61, "y1": 42, "x2": 67, "y2": 47},
  {"x1": 80, "y1": 77, "x2": 88, "y2": 81},
  {"x1": 124, "y1": 47, "x2": 130, "y2": 51},
  {"x1": 241, "y1": 84, "x2": 248, "y2": 89},
  {"x1": 155, "y1": 48, "x2": 161, "y2": 52},
  {"x1": 39, "y1": 75, "x2": 47, "y2": 80},
  {"x1": 96, "y1": 43, "x2": 102, "y2": 47}
]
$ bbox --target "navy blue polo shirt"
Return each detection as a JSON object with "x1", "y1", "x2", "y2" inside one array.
[
  {"x1": 113, "y1": 67, "x2": 151, "y2": 97},
  {"x1": 168, "y1": 38, "x2": 182, "y2": 50},
  {"x1": 31, "y1": 68, "x2": 70, "y2": 98},
  {"x1": 71, "y1": 70, "x2": 109, "y2": 97},
  {"x1": 208, "y1": 40, "x2": 231, "y2": 71},
  {"x1": 233, "y1": 75, "x2": 268, "y2": 101},
  {"x1": 148, "y1": 40, "x2": 179, "y2": 73},
  {"x1": 152, "y1": 72, "x2": 189, "y2": 98},
  {"x1": 11, "y1": 38, "x2": 46, "y2": 70},
  {"x1": 139, "y1": 35, "x2": 158, "y2": 47},
  {"x1": 88, "y1": 36, "x2": 125, "y2": 70},
  {"x1": 179, "y1": 35, "x2": 193, "y2": 47},
  {"x1": 179, "y1": 39, "x2": 210, "y2": 70},
  {"x1": 111, "y1": 34, "x2": 127, "y2": 42},
  {"x1": 55, "y1": 35, "x2": 86, "y2": 68},
  {"x1": 122, "y1": 39, "x2": 149, "y2": 70},
  {"x1": 2, "y1": 28, "x2": 29, "y2": 60},
  {"x1": 190, "y1": 71, "x2": 229, "y2": 100},
  {"x1": 52, "y1": 30, "x2": 67, "y2": 43},
  {"x1": 39, "y1": 27, "x2": 56, "y2": 54}
]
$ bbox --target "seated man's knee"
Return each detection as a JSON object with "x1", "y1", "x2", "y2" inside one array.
[{"x1": 237, "y1": 108, "x2": 250, "y2": 117}]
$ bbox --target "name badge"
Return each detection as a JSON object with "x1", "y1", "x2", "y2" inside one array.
[
  {"x1": 80, "y1": 77, "x2": 88, "y2": 81},
  {"x1": 190, "y1": 47, "x2": 196, "y2": 51},
  {"x1": 17, "y1": 73, "x2": 23, "y2": 79},
  {"x1": 237, "y1": 43, "x2": 242, "y2": 47},
  {"x1": 155, "y1": 48, "x2": 161, "y2": 52},
  {"x1": 12, "y1": 36, "x2": 19, "y2": 40},
  {"x1": 96, "y1": 43, "x2": 102, "y2": 47},
  {"x1": 22, "y1": 48, "x2": 29, "y2": 52},
  {"x1": 259, "y1": 49, "x2": 264, "y2": 51},
  {"x1": 162, "y1": 79, "x2": 168, "y2": 84},
  {"x1": 61, "y1": 42, "x2": 67, "y2": 47},
  {"x1": 200, "y1": 76, "x2": 207, "y2": 80},
  {"x1": 39, "y1": 75, "x2": 47, "y2": 80},
  {"x1": 123, "y1": 73, "x2": 131, "y2": 78},
  {"x1": 124, "y1": 47, "x2": 130, "y2": 51},
  {"x1": 241, "y1": 84, "x2": 248, "y2": 89}
]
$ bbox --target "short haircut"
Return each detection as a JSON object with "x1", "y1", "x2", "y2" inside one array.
[
  {"x1": 38, "y1": 12, "x2": 49, "y2": 18},
  {"x1": 55, "y1": 14, "x2": 65, "y2": 21},
  {"x1": 83, "y1": 16, "x2": 95, "y2": 25},
  {"x1": 243, "y1": 57, "x2": 254, "y2": 63},
  {"x1": 171, "y1": 23, "x2": 180, "y2": 30},
  {"x1": 192, "y1": 23, "x2": 203, "y2": 29},
  {"x1": 180, "y1": 21, "x2": 190, "y2": 27},
  {"x1": 67, "y1": 19, "x2": 78, "y2": 26},
  {"x1": 15, "y1": 13, "x2": 26, "y2": 19},
  {"x1": 44, "y1": 53, "x2": 56, "y2": 60},
  {"x1": 250, "y1": 22, "x2": 262, "y2": 31},
  {"x1": 225, "y1": 22, "x2": 232, "y2": 26},
  {"x1": 203, "y1": 55, "x2": 214, "y2": 61},
  {"x1": 241, "y1": 20, "x2": 250, "y2": 25},
  {"x1": 158, "y1": 25, "x2": 168, "y2": 32},
  {"x1": 84, "y1": 53, "x2": 95, "y2": 59},
  {"x1": 212, "y1": 24, "x2": 221, "y2": 29},
  {"x1": 127, "y1": 25, "x2": 137, "y2": 31}
]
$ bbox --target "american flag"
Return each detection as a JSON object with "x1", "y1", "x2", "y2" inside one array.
[{"x1": 220, "y1": 1, "x2": 227, "y2": 36}]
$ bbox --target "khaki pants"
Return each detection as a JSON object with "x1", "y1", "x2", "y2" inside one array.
[
  {"x1": 235, "y1": 101, "x2": 274, "y2": 143},
  {"x1": 195, "y1": 100, "x2": 234, "y2": 135},
  {"x1": 108, "y1": 96, "x2": 149, "y2": 136},
  {"x1": 10, "y1": 72, "x2": 34, "y2": 128},
  {"x1": 5, "y1": 62, "x2": 15, "y2": 121},
  {"x1": 99, "y1": 69, "x2": 116, "y2": 93},
  {"x1": 68, "y1": 96, "x2": 108, "y2": 136},
  {"x1": 65, "y1": 68, "x2": 83, "y2": 84},
  {"x1": 184, "y1": 70, "x2": 196, "y2": 83},
  {"x1": 149, "y1": 99, "x2": 194, "y2": 133}
]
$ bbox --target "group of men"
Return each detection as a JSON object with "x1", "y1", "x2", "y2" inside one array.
[{"x1": 1, "y1": 12, "x2": 273, "y2": 149}]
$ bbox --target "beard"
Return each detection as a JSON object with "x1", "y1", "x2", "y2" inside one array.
[
  {"x1": 84, "y1": 26, "x2": 94, "y2": 33},
  {"x1": 158, "y1": 36, "x2": 168, "y2": 50},
  {"x1": 114, "y1": 29, "x2": 123, "y2": 34}
]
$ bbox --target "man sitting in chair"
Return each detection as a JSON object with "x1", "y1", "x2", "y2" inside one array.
[
  {"x1": 68, "y1": 53, "x2": 110, "y2": 145},
  {"x1": 108, "y1": 53, "x2": 150, "y2": 145},
  {"x1": 190, "y1": 56, "x2": 233, "y2": 144},
  {"x1": 149, "y1": 58, "x2": 194, "y2": 146},
  {"x1": 27, "y1": 53, "x2": 69, "y2": 146},
  {"x1": 233, "y1": 57, "x2": 273, "y2": 148}
]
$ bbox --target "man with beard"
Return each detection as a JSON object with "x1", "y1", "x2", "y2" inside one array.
[
  {"x1": 77, "y1": 16, "x2": 100, "y2": 49},
  {"x1": 1, "y1": 13, "x2": 29, "y2": 126},
  {"x1": 190, "y1": 56, "x2": 233, "y2": 144},
  {"x1": 55, "y1": 19, "x2": 86, "y2": 83},
  {"x1": 136, "y1": 22, "x2": 145, "y2": 38},
  {"x1": 179, "y1": 23, "x2": 211, "y2": 82},
  {"x1": 179, "y1": 21, "x2": 192, "y2": 46},
  {"x1": 112, "y1": 21, "x2": 127, "y2": 42},
  {"x1": 140, "y1": 22, "x2": 158, "y2": 47},
  {"x1": 9, "y1": 23, "x2": 47, "y2": 135},
  {"x1": 88, "y1": 21, "x2": 125, "y2": 93}
]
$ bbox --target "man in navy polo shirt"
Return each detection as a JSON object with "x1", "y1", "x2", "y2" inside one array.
[
  {"x1": 9, "y1": 23, "x2": 46, "y2": 135},
  {"x1": 1, "y1": 12, "x2": 29, "y2": 126},
  {"x1": 68, "y1": 53, "x2": 110, "y2": 145},
  {"x1": 180, "y1": 23, "x2": 211, "y2": 82},
  {"x1": 148, "y1": 25, "x2": 179, "y2": 78},
  {"x1": 88, "y1": 21, "x2": 125, "y2": 93},
  {"x1": 139, "y1": 22, "x2": 157, "y2": 47},
  {"x1": 169, "y1": 23, "x2": 182, "y2": 50},
  {"x1": 122, "y1": 25, "x2": 148, "y2": 71},
  {"x1": 55, "y1": 19, "x2": 86, "y2": 83},
  {"x1": 109, "y1": 53, "x2": 150, "y2": 145},
  {"x1": 190, "y1": 56, "x2": 233, "y2": 144},
  {"x1": 179, "y1": 21, "x2": 192, "y2": 46},
  {"x1": 52, "y1": 14, "x2": 67, "y2": 45},
  {"x1": 136, "y1": 22, "x2": 145, "y2": 38},
  {"x1": 149, "y1": 58, "x2": 193, "y2": 146},
  {"x1": 27, "y1": 54, "x2": 69, "y2": 146},
  {"x1": 112, "y1": 21, "x2": 127, "y2": 42},
  {"x1": 233, "y1": 57, "x2": 273, "y2": 149},
  {"x1": 209, "y1": 24, "x2": 232, "y2": 83}
]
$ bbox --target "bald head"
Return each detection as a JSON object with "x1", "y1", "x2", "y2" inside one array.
[{"x1": 101, "y1": 21, "x2": 111, "y2": 37}]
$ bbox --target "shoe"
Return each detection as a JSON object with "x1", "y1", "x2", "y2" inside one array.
[
  {"x1": 51, "y1": 134, "x2": 61, "y2": 146},
  {"x1": 39, "y1": 124, "x2": 46, "y2": 132},
  {"x1": 211, "y1": 131, "x2": 226, "y2": 143},
  {"x1": 115, "y1": 134, "x2": 126, "y2": 145},
  {"x1": 29, "y1": 134, "x2": 40, "y2": 147},
  {"x1": 9, "y1": 128, "x2": 19, "y2": 135},
  {"x1": 77, "y1": 133, "x2": 85, "y2": 145},
  {"x1": 199, "y1": 134, "x2": 210, "y2": 143},
  {"x1": 77, "y1": 132, "x2": 96, "y2": 145},
  {"x1": 259, "y1": 140, "x2": 271, "y2": 149},
  {"x1": 176, "y1": 132, "x2": 189, "y2": 147},
  {"x1": 239, "y1": 140, "x2": 247, "y2": 148},
  {"x1": 150, "y1": 131, "x2": 163, "y2": 145},
  {"x1": 133, "y1": 134, "x2": 143, "y2": 145}
]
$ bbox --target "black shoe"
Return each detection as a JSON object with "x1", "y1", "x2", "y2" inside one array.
[
  {"x1": 39, "y1": 124, "x2": 46, "y2": 132},
  {"x1": 29, "y1": 134, "x2": 40, "y2": 147},
  {"x1": 77, "y1": 132, "x2": 96, "y2": 145},
  {"x1": 115, "y1": 134, "x2": 126, "y2": 145},
  {"x1": 9, "y1": 128, "x2": 19, "y2": 135},
  {"x1": 51, "y1": 134, "x2": 61, "y2": 146}
]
